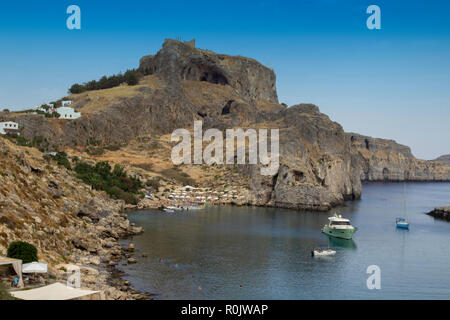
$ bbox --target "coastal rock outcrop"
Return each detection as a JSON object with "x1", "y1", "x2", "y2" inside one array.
[
  {"x1": 426, "y1": 207, "x2": 450, "y2": 221},
  {"x1": 241, "y1": 104, "x2": 362, "y2": 210},
  {"x1": 348, "y1": 133, "x2": 450, "y2": 181}
]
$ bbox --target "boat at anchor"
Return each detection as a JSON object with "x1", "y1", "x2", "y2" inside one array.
[{"x1": 322, "y1": 214, "x2": 357, "y2": 240}]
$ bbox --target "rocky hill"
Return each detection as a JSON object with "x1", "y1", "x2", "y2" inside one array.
[
  {"x1": 3, "y1": 39, "x2": 450, "y2": 211},
  {"x1": 348, "y1": 133, "x2": 450, "y2": 181},
  {"x1": 434, "y1": 154, "x2": 450, "y2": 166},
  {"x1": 0, "y1": 138, "x2": 144, "y2": 299}
]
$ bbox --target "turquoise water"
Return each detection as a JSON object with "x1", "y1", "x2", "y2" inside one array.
[{"x1": 120, "y1": 182, "x2": 450, "y2": 299}]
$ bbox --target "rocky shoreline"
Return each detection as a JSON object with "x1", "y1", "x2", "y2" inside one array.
[
  {"x1": 0, "y1": 138, "x2": 153, "y2": 299},
  {"x1": 426, "y1": 206, "x2": 450, "y2": 221}
]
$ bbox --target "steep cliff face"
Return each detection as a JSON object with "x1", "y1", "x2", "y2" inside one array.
[
  {"x1": 140, "y1": 39, "x2": 278, "y2": 103},
  {"x1": 348, "y1": 133, "x2": 450, "y2": 181},
  {"x1": 241, "y1": 104, "x2": 362, "y2": 211}
]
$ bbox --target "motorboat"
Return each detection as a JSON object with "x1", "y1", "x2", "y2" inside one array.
[{"x1": 322, "y1": 214, "x2": 357, "y2": 240}]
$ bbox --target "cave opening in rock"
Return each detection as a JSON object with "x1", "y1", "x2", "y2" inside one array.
[
  {"x1": 182, "y1": 61, "x2": 229, "y2": 85},
  {"x1": 292, "y1": 170, "x2": 305, "y2": 182},
  {"x1": 199, "y1": 71, "x2": 228, "y2": 85},
  {"x1": 382, "y1": 167, "x2": 390, "y2": 180},
  {"x1": 404, "y1": 170, "x2": 410, "y2": 180},
  {"x1": 365, "y1": 138, "x2": 370, "y2": 150},
  {"x1": 221, "y1": 100, "x2": 234, "y2": 115}
]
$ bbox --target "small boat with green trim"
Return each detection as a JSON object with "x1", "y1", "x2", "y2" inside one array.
[{"x1": 322, "y1": 214, "x2": 357, "y2": 240}]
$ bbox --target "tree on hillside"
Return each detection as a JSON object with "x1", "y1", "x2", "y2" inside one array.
[
  {"x1": 7, "y1": 241, "x2": 38, "y2": 264},
  {"x1": 125, "y1": 69, "x2": 139, "y2": 85},
  {"x1": 69, "y1": 83, "x2": 85, "y2": 94}
]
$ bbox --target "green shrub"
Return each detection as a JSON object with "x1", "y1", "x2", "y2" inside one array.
[
  {"x1": 55, "y1": 152, "x2": 71, "y2": 170},
  {"x1": 7, "y1": 241, "x2": 38, "y2": 264},
  {"x1": 15, "y1": 135, "x2": 32, "y2": 147},
  {"x1": 44, "y1": 152, "x2": 71, "y2": 170},
  {"x1": 74, "y1": 160, "x2": 142, "y2": 204}
]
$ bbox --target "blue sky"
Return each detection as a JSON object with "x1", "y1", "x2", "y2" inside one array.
[{"x1": 1, "y1": 0, "x2": 449, "y2": 159}]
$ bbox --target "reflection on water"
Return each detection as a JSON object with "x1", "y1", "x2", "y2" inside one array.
[
  {"x1": 328, "y1": 237, "x2": 357, "y2": 249},
  {"x1": 120, "y1": 182, "x2": 450, "y2": 299}
]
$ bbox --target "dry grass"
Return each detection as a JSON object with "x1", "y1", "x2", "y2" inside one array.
[{"x1": 67, "y1": 75, "x2": 165, "y2": 115}]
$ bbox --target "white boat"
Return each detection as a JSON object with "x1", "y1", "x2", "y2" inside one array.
[
  {"x1": 311, "y1": 244, "x2": 336, "y2": 257},
  {"x1": 312, "y1": 248, "x2": 336, "y2": 257},
  {"x1": 163, "y1": 208, "x2": 175, "y2": 213},
  {"x1": 166, "y1": 206, "x2": 183, "y2": 211},
  {"x1": 187, "y1": 206, "x2": 203, "y2": 210}
]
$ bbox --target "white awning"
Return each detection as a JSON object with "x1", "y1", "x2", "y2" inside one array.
[
  {"x1": 22, "y1": 262, "x2": 48, "y2": 273},
  {"x1": 10, "y1": 283, "x2": 100, "y2": 300},
  {"x1": 0, "y1": 256, "x2": 23, "y2": 288}
]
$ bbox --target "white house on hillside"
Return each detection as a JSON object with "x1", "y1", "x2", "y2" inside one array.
[
  {"x1": 62, "y1": 100, "x2": 73, "y2": 107},
  {"x1": 0, "y1": 121, "x2": 19, "y2": 135},
  {"x1": 56, "y1": 107, "x2": 81, "y2": 119}
]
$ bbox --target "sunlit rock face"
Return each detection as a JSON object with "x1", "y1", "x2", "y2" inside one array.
[
  {"x1": 348, "y1": 133, "x2": 450, "y2": 181},
  {"x1": 4, "y1": 39, "x2": 449, "y2": 212},
  {"x1": 140, "y1": 39, "x2": 279, "y2": 103}
]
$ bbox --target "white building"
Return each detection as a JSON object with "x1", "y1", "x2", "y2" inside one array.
[
  {"x1": 56, "y1": 107, "x2": 81, "y2": 119},
  {"x1": 0, "y1": 121, "x2": 19, "y2": 135},
  {"x1": 36, "y1": 106, "x2": 47, "y2": 113},
  {"x1": 62, "y1": 100, "x2": 73, "y2": 107}
]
